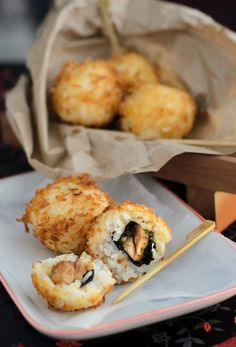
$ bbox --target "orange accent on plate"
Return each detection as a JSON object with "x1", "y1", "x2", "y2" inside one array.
[{"x1": 215, "y1": 192, "x2": 236, "y2": 232}]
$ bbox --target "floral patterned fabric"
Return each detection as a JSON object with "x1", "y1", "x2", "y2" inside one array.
[
  {"x1": 0, "y1": 66, "x2": 235, "y2": 347},
  {"x1": 0, "y1": 281, "x2": 235, "y2": 347}
]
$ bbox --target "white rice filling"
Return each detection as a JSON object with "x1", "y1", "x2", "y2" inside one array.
[
  {"x1": 33, "y1": 252, "x2": 115, "y2": 299},
  {"x1": 93, "y1": 212, "x2": 167, "y2": 283}
]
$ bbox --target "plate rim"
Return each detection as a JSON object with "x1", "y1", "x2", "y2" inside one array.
[
  {"x1": 1, "y1": 171, "x2": 236, "y2": 340},
  {"x1": 1, "y1": 272, "x2": 236, "y2": 340}
]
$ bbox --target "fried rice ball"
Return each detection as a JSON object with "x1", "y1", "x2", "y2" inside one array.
[
  {"x1": 21, "y1": 174, "x2": 114, "y2": 254},
  {"x1": 110, "y1": 52, "x2": 158, "y2": 92},
  {"x1": 87, "y1": 201, "x2": 172, "y2": 284},
  {"x1": 32, "y1": 252, "x2": 115, "y2": 311},
  {"x1": 118, "y1": 84, "x2": 197, "y2": 140},
  {"x1": 51, "y1": 60, "x2": 123, "y2": 127}
]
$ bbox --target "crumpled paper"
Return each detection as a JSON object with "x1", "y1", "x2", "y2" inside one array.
[{"x1": 6, "y1": 0, "x2": 236, "y2": 179}]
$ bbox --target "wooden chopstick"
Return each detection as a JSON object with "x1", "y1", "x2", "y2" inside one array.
[
  {"x1": 112, "y1": 220, "x2": 216, "y2": 304},
  {"x1": 98, "y1": 0, "x2": 122, "y2": 56},
  {"x1": 160, "y1": 139, "x2": 236, "y2": 147}
]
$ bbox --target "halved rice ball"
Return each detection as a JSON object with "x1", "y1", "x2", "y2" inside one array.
[
  {"x1": 21, "y1": 174, "x2": 114, "y2": 254},
  {"x1": 87, "y1": 201, "x2": 172, "y2": 283},
  {"x1": 32, "y1": 252, "x2": 115, "y2": 311}
]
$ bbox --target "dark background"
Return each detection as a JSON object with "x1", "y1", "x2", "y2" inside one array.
[{"x1": 172, "y1": 0, "x2": 236, "y2": 30}]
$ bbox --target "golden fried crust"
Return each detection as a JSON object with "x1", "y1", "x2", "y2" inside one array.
[
  {"x1": 21, "y1": 174, "x2": 115, "y2": 254},
  {"x1": 109, "y1": 52, "x2": 158, "y2": 92},
  {"x1": 51, "y1": 60, "x2": 123, "y2": 127},
  {"x1": 31, "y1": 253, "x2": 115, "y2": 311},
  {"x1": 119, "y1": 84, "x2": 197, "y2": 140}
]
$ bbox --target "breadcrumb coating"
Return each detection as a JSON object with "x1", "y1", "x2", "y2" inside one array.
[
  {"x1": 21, "y1": 174, "x2": 114, "y2": 254},
  {"x1": 119, "y1": 84, "x2": 197, "y2": 139},
  {"x1": 87, "y1": 201, "x2": 172, "y2": 283},
  {"x1": 51, "y1": 60, "x2": 123, "y2": 127},
  {"x1": 110, "y1": 52, "x2": 158, "y2": 92}
]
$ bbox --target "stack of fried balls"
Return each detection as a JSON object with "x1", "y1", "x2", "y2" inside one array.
[{"x1": 51, "y1": 52, "x2": 197, "y2": 140}]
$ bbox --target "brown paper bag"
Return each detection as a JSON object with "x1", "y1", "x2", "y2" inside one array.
[{"x1": 6, "y1": 0, "x2": 236, "y2": 178}]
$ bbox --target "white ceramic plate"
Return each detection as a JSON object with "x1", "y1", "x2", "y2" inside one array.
[{"x1": 0, "y1": 171, "x2": 236, "y2": 341}]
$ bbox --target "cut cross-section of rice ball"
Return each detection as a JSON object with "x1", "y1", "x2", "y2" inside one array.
[
  {"x1": 87, "y1": 201, "x2": 172, "y2": 283},
  {"x1": 20, "y1": 174, "x2": 114, "y2": 254},
  {"x1": 32, "y1": 252, "x2": 115, "y2": 311},
  {"x1": 119, "y1": 84, "x2": 196, "y2": 140}
]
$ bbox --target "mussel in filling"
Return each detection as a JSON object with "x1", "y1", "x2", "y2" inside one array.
[
  {"x1": 113, "y1": 221, "x2": 155, "y2": 266},
  {"x1": 50, "y1": 259, "x2": 94, "y2": 287}
]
